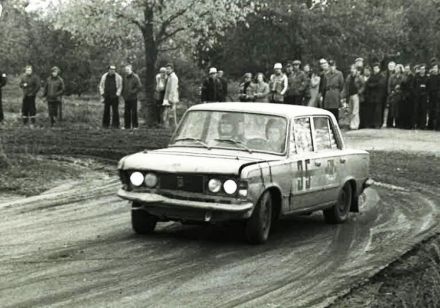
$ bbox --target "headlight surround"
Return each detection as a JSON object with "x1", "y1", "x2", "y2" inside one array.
[
  {"x1": 144, "y1": 172, "x2": 158, "y2": 188},
  {"x1": 223, "y1": 179, "x2": 238, "y2": 195},
  {"x1": 130, "y1": 171, "x2": 144, "y2": 187},
  {"x1": 208, "y1": 178, "x2": 222, "y2": 193}
]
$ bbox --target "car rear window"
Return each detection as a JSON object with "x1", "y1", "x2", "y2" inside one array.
[{"x1": 313, "y1": 117, "x2": 338, "y2": 151}]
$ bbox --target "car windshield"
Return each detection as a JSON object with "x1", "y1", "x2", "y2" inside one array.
[{"x1": 170, "y1": 110, "x2": 288, "y2": 154}]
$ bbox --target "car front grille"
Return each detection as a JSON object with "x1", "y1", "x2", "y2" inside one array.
[{"x1": 159, "y1": 173, "x2": 205, "y2": 193}]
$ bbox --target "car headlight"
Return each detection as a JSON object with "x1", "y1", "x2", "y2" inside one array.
[
  {"x1": 223, "y1": 179, "x2": 238, "y2": 195},
  {"x1": 130, "y1": 172, "x2": 144, "y2": 187},
  {"x1": 144, "y1": 173, "x2": 158, "y2": 188},
  {"x1": 208, "y1": 178, "x2": 222, "y2": 193}
]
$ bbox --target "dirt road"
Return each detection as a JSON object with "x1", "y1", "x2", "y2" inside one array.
[{"x1": 0, "y1": 130, "x2": 439, "y2": 307}]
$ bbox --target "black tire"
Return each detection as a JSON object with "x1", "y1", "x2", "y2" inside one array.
[
  {"x1": 245, "y1": 191, "x2": 272, "y2": 244},
  {"x1": 131, "y1": 208, "x2": 158, "y2": 234},
  {"x1": 323, "y1": 182, "x2": 353, "y2": 224}
]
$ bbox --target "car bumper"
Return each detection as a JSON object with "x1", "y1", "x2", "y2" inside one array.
[{"x1": 117, "y1": 189, "x2": 254, "y2": 222}]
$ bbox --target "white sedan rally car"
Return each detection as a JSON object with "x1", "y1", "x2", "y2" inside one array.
[{"x1": 117, "y1": 103, "x2": 370, "y2": 244}]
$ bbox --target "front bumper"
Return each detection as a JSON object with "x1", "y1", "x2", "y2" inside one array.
[{"x1": 117, "y1": 189, "x2": 254, "y2": 222}]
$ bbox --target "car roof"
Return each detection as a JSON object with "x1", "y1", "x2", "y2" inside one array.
[{"x1": 188, "y1": 102, "x2": 334, "y2": 118}]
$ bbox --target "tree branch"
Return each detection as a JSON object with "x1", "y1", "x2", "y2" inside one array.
[
  {"x1": 158, "y1": 27, "x2": 185, "y2": 44},
  {"x1": 115, "y1": 12, "x2": 144, "y2": 31},
  {"x1": 156, "y1": 0, "x2": 196, "y2": 43},
  {"x1": 158, "y1": 46, "x2": 179, "y2": 52}
]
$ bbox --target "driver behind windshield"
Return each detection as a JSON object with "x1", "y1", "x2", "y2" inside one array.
[
  {"x1": 265, "y1": 119, "x2": 286, "y2": 153},
  {"x1": 217, "y1": 113, "x2": 246, "y2": 141}
]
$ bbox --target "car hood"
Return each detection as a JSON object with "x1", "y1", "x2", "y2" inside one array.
[{"x1": 118, "y1": 147, "x2": 282, "y2": 175}]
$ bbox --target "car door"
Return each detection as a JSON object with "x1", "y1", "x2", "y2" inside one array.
[
  {"x1": 288, "y1": 116, "x2": 324, "y2": 211},
  {"x1": 311, "y1": 116, "x2": 343, "y2": 204}
]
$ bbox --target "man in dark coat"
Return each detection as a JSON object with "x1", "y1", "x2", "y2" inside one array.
[
  {"x1": 122, "y1": 64, "x2": 142, "y2": 130},
  {"x1": 364, "y1": 63, "x2": 387, "y2": 128},
  {"x1": 285, "y1": 60, "x2": 307, "y2": 105},
  {"x1": 413, "y1": 64, "x2": 429, "y2": 129},
  {"x1": 201, "y1": 67, "x2": 223, "y2": 103},
  {"x1": 427, "y1": 63, "x2": 440, "y2": 130},
  {"x1": 218, "y1": 70, "x2": 228, "y2": 102},
  {"x1": 399, "y1": 64, "x2": 415, "y2": 129},
  {"x1": 238, "y1": 73, "x2": 255, "y2": 102},
  {"x1": 43, "y1": 66, "x2": 64, "y2": 127},
  {"x1": 0, "y1": 70, "x2": 7, "y2": 124},
  {"x1": 320, "y1": 60, "x2": 344, "y2": 122},
  {"x1": 19, "y1": 65, "x2": 41, "y2": 127}
]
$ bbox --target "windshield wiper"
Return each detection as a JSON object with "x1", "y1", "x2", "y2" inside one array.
[
  {"x1": 214, "y1": 138, "x2": 253, "y2": 153},
  {"x1": 173, "y1": 137, "x2": 210, "y2": 149}
]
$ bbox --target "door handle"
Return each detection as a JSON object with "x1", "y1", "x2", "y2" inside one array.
[
  {"x1": 315, "y1": 161, "x2": 322, "y2": 167},
  {"x1": 340, "y1": 158, "x2": 346, "y2": 164}
]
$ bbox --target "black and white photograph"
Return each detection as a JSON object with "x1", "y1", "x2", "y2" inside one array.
[{"x1": 0, "y1": 0, "x2": 440, "y2": 307}]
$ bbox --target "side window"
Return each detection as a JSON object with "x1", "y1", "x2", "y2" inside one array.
[
  {"x1": 313, "y1": 116, "x2": 339, "y2": 151},
  {"x1": 293, "y1": 117, "x2": 313, "y2": 153}
]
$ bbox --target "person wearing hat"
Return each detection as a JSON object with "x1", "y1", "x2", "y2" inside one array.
[
  {"x1": 355, "y1": 57, "x2": 364, "y2": 72},
  {"x1": 43, "y1": 66, "x2": 64, "y2": 127},
  {"x1": 122, "y1": 64, "x2": 142, "y2": 130},
  {"x1": 162, "y1": 63, "x2": 179, "y2": 129},
  {"x1": 285, "y1": 60, "x2": 307, "y2": 105},
  {"x1": 0, "y1": 69, "x2": 7, "y2": 124},
  {"x1": 363, "y1": 62, "x2": 387, "y2": 128},
  {"x1": 19, "y1": 65, "x2": 41, "y2": 128},
  {"x1": 201, "y1": 67, "x2": 224, "y2": 103},
  {"x1": 99, "y1": 65, "x2": 123, "y2": 128},
  {"x1": 319, "y1": 59, "x2": 344, "y2": 122},
  {"x1": 239, "y1": 73, "x2": 255, "y2": 102},
  {"x1": 269, "y1": 63, "x2": 288, "y2": 103}
]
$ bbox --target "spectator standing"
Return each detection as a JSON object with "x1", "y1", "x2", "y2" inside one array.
[
  {"x1": 427, "y1": 63, "x2": 440, "y2": 130},
  {"x1": 0, "y1": 70, "x2": 7, "y2": 124},
  {"x1": 355, "y1": 57, "x2": 364, "y2": 74},
  {"x1": 359, "y1": 66, "x2": 371, "y2": 128},
  {"x1": 122, "y1": 64, "x2": 142, "y2": 130},
  {"x1": 342, "y1": 64, "x2": 364, "y2": 130},
  {"x1": 239, "y1": 73, "x2": 255, "y2": 102},
  {"x1": 99, "y1": 65, "x2": 122, "y2": 129},
  {"x1": 320, "y1": 60, "x2": 344, "y2": 122},
  {"x1": 285, "y1": 60, "x2": 307, "y2": 105},
  {"x1": 201, "y1": 67, "x2": 223, "y2": 103},
  {"x1": 253, "y1": 73, "x2": 270, "y2": 102},
  {"x1": 19, "y1": 65, "x2": 41, "y2": 128},
  {"x1": 387, "y1": 64, "x2": 404, "y2": 128},
  {"x1": 42, "y1": 66, "x2": 64, "y2": 127},
  {"x1": 307, "y1": 69, "x2": 321, "y2": 107},
  {"x1": 383, "y1": 61, "x2": 396, "y2": 127},
  {"x1": 399, "y1": 64, "x2": 415, "y2": 129},
  {"x1": 162, "y1": 63, "x2": 179, "y2": 129},
  {"x1": 154, "y1": 67, "x2": 167, "y2": 125},
  {"x1": 363, "y1": 63, "x2": 387, "y2": 128},
  {"x1": 217, "y1": 70, "x2": 228, "y2": 102},
  {"x1": 413, "y1": 64, "x2": 429, "y2": 129},
  {"x1": 269, "y1": 63, "x2": 288, "y2": 103}
]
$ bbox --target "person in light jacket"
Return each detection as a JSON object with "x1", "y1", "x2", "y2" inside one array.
[
  {"x1": 269, "y1": 63, "x2": 288, "y2": 103},
  {"x1": 253, "y1": 73, "x2": 270, "y2": 102},
  {"x1": 162, "y1": 63, "x2": 179, "y2": 129},
  {"x1": 99, "y1": 65, "x2": 123, "y2": 129}
]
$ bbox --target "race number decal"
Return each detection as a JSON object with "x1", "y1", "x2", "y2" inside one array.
[{"x1": 297, "y1": 160, "x2": 311, "y2": 191}]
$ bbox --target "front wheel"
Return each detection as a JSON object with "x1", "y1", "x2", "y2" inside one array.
[
  {"x1": 323, "y1": 182, "x2": 353, "y2": 224},
  {"x1": 245, "y1": 191, "x2": 272, "y2": 244},
  {"x1": 131, "y1": 206, "x2": 158, "y2": 234}
]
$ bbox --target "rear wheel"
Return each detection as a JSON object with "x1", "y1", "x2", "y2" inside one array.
[
  {"x1": 245, "y1": 191, "x2": 272, "y2": 244},
  {"x1": 323, "y1": 182, "x2": 353, "y2": 224},
  {"x1": 131, "y1": 204, "x2": 158, "y2": 234}
]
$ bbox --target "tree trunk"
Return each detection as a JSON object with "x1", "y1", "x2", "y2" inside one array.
[{"x1": 141, "y1": 7, "x2": 158, "y2": 127}]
